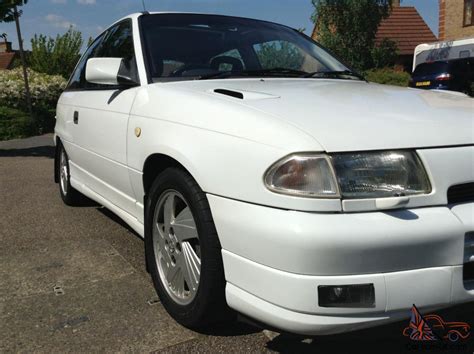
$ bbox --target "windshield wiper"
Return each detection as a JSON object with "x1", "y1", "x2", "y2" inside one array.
[
  {"x1": 240, "y1": 68, "x2": 309, "y2": 77},
  {"x1": 198, "y1": 71, "x2": 236, "y2": 80},
  {"x1": 303, "y1": 70, "x2": 366, "y2": 81},
  {"x1": 199, "y1": 67, "x2": 309, "y2": 80}
]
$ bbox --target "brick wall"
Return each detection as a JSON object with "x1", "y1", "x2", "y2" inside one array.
[{"x1": 440, "y1": 0, "x2": 474, "y2": 41}]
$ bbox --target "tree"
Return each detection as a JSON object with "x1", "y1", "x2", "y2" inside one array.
[
  {"x1": 0, "y1": 0, "x2": 32, "y2": 117},
  {"x1": 371, "y1": 38, "x2": 399, "y2": 68},
  {"x1": 30, "y1": 27, "x2": 83, "y2": 79},
  {"x1": 311, "y1": 0, "x2": 395, "y2": 70}
]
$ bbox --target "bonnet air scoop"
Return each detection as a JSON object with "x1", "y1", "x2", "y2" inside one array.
[
  {"x1": 214, "y1": 89, "x2": 244, "y2": 99},
  {"x1": 212, "y1": 88, "x2": 280, "y2": 101}
]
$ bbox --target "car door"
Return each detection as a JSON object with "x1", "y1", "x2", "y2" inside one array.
[{"x1": 62, "y1": 19, "x2": 140, "y2": 217}]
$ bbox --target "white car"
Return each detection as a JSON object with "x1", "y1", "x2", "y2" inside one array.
[{"x1": 54, "y1": 12, "x2": 474, "y2": 335}]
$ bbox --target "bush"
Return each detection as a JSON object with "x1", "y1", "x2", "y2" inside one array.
[
  {"x1": 0, "y1": 68, "x2": 66, "y2": 110},
  {"x1": 365, "y1": 68, "x2": 410, "y2": 87},
  {"x1": 0, "y1": 68, "x2": 66, "y2": 137},
  {"x1": 0, "y1": 106, "x2": 36, "y2": 140},
  {"x1": 371, "y1": 38, "x2": 399, "y2": 69}
]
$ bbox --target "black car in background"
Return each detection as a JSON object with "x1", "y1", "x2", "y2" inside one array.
[{"x1": 409, "y1": 58, "x2": 473, "y2": 96}]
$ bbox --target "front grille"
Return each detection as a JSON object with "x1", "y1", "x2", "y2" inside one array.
[{"x1": 448, "y1": 183, "x2": 474, "y2": 204}]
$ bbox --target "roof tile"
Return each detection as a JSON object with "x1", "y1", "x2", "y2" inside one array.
[{"x1": 375, "y1": 6, "x2": 437, "y2": 55}]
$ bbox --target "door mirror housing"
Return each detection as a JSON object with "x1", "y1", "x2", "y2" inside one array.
[{"x1": 85, "y1": 57, "x2": 139, "y2": 87}]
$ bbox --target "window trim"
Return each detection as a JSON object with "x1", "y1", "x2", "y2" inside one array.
[
  {"x1": 64, "y1": 18, "x2": 138, "y2": 92},
  {"x1": 464, "y1": 0, "x2": 474, "y2": 27}
]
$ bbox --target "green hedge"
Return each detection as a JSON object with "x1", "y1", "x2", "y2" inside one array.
[
  {"x1": 0, "y1": 106, "x2": 36, "y2": 141},
  {"x1": 365, "y1": 68, "x2": 411, "y2": 87},
  {"x1": 0, "y1": 68, "x2": 66, "y2": 140}
]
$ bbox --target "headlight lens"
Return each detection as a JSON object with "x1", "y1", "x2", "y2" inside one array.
[
  {"x1": 331, "y1": 151, "x2": 431, "y2": 199},
  {"x1": 264, "y1": 154, "x2": 340, "y2": 198}
]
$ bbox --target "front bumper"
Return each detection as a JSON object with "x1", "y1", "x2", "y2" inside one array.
[{"x1": 208, "y1": 195, "x2": 474, "y2": 335}]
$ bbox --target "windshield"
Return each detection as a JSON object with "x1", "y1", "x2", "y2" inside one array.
[{"x1": 140, "y1": 13, "x2": 351, "y2": 82}]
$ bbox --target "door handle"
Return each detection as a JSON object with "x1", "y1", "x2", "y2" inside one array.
[{"x1": 73, "y1": 111, "x2": 79, "y2": 124}]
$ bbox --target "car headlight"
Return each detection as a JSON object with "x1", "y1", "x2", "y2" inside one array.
[
  {"x1": 264, "y1": 154, "x2": 340, "y2": 198},
  {"x1": 331, "y1": 151, "x2": 431, "y2": 199},
  {"x1": 264, "y1": 151, "x2": 431, "y2": 199}
]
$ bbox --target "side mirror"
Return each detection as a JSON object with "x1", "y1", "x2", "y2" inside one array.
[{"x1": 85, "y1": 57, "x2": 139, "y2": 87}]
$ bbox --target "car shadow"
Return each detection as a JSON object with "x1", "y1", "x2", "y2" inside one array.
[
  {"x1": 195, "y1": 318, "x2": 262, "y2": 337},
  {"x1": 96, "y1": 207, "x2": 143, "y2": 240},
  {"x1": 0, "y1": 145, "x2": 55, "y2": 158}
]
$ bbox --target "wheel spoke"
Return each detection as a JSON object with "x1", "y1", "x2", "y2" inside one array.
[
  {"x1": 174, "y1": 207, "x2": 193, "y2": 224},
  {"x1": 172, "y1": 208, "x2": 197, "y2": 242},
  {"x1": 176, "y1": 270, "x2": 185, "y2": 297},
  {"x1": 166, "y1": 262, "x2": 180, "y2": 284},
  {"x1": 182, "y1": 242, "x2": 200, "y2": 293},
  {"x1": 163, "y1": 194, "x2": 175, "y2": 234}
]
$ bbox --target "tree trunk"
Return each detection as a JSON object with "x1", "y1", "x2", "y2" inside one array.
[{"x1": 13, "y1": 5, "x2": 33, "y2": 118}]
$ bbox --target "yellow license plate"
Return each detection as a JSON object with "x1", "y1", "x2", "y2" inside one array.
[{"x1": 416, "y1": 81, "x2": 431, "y2": 87}]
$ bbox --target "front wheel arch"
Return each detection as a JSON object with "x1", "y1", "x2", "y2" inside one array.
[
  {"x1": 142, "y1": 154, "x2": 204, "y2": 273},
  {"x1": 142, "y1": 154, "x2": 189, "y2": 198}
]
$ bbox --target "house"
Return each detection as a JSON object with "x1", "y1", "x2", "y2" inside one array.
[
  {"x1": 439, "y1": 0, "x2": 474, "y2": 41},
  {"x1": 374, "y1": 0, "x2": 437, "y2": 71},
  {"x1": 0, "y1": 41, "x2": 18, "y2": 70}
]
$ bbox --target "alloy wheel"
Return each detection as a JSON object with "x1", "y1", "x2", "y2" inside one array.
[
  {"x1": 59, "y1": 149, "x2": 68, "y2": 195},
  {"x1": 152, "y1": 190, "x2": 201, "y2": 305}
]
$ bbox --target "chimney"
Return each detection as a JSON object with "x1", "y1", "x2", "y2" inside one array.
[
  {"x1": 393, "y1": 0, "x2": 401, "y2": 6},
  {"x1": 0, "y1": 41, "x2": 12, "y2": 53}
]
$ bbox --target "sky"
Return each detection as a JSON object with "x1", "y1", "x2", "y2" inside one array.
[{"x1": 1, "y1": 0, "x2": 439, "y2": 52}]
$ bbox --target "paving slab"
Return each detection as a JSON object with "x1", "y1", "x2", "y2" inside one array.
[
  {"x1": 0, "y1": 238, "x2": 135, "y2": 298},
  {"x1": 0, "y1": 274, "x2": 197, "y2": 353}
]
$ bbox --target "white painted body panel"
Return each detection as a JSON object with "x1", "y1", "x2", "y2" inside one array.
[
  {"x1": 85, "y1": 58, "x2": 123, "y2": 85},
  {"x1": 54, "y1": 13, "x2": 474, "y2": 336},
  {"x1": 59, "y1": 88, "x2": 139, "y2": 216},
  {"x1": 154, "y1": 78, "x2": 473, "y2": 152}
]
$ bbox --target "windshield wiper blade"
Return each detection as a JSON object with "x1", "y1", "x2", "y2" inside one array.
[
  {"x1": 199, "y1": 67, "x2": 309, "y2": 80},
  {"x1": 303, "y1": 70, "x2": 366, "y2": 81},
  {"x1": 241, "y1": 68, "x2": 309, "y2": 77},
  {"x1": 198, "y1": 71, "x2": 235, "y2": 80}
]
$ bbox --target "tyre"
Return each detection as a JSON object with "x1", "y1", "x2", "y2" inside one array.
[
  {"x1": 57, "y1": 143, "x2": 83, "y2": 206},
  {"x1": 448, "y1": 331, "x2": 460, "y2": 342},
  {"x1": 145, "y1": 167, "x2": 231, "y2": 329}
]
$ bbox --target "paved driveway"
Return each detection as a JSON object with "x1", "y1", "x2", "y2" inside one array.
[{"x1": 1, "y1": 134, "x2": 473, "y2": 353}]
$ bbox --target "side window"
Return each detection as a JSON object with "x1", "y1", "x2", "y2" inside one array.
[
  {"x1": 97, "y1": 20, "x2": 134, "y2": 59},
  {"x1": 92, "y1": 20, "x2": 138, "y2": 88},
  {"x1": 66, "y1": 19, "x2": 138, "y2": 90},
  {"x1": 66, "y1": 33, "x2": 104, "y2": 90}
]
